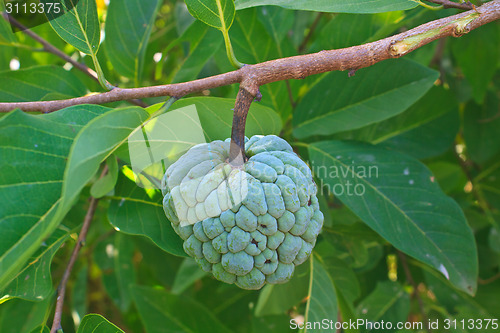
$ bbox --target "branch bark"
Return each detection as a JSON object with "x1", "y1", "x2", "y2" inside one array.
[
  {"x1": 229, "y1": 86, "x2": 255, "y2": 164},
  {"x1": 0, "y1": 1, "x2": 498, "y2": 113}
]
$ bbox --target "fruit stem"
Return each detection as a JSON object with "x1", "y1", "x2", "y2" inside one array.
[{"x1": 229, "y1": 87, "x2": 254, "y2": 165}]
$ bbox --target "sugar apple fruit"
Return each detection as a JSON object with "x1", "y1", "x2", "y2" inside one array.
[{"x1": 161, "y1": 135, "x2": 323, "y2": 290}]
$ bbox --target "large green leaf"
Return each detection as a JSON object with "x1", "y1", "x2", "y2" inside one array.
[
  {"x1": 93, "y1": 233, "x2": 136, "y2": 312},
  {"x1": 77, "y1": 314, "x2": 125, "y2": 333},
  {"x1": 303, "y1": 255, "x2": 338, "y2": 333},
  {"x1": 308, "y1": 140, "x2": 478, "y2": 295},
  {"x1": 336, "y1": 85, "x2": 460, "y2": 159},
  {"x1": 132, "y1": 285, "x2": 232, "y2": 333},
  {"x1": 58, "y1": 106, "x2": 149, "y2": 219},
  {"x1": 0, "y1": 228, "x2": 69, "y2": 302},
  {"x1": 293, "y1": 59, "x2": 439, "y2": 138},
  {"x1": 0, "y1": 66, "x2": 87, "y2": 102},
  {"x1": 355, "y1": 281, "x2": 410, "y2": 332},
  {"x1": 104, "y1": 0, "x2": 161, "y2": 82},
  {"x1": 235, "y1": 0, "x2": 417, "y2": 14},
  {"x1": 335, "y1": 86, "x2": 457, "y2": 143},
  {"x1": 108, "y1": 173, "x2": 185, "y2": 257},
  {"x1": 0, "y1": 105, "x2": 110, "y2": 292},
  {"x1": 185, "y1": 0, "x2": 235, "y2": 32},
  {"x1": 0, "y1": 298, "x2": 51, "y2": 333},
  {"x1": 41, "y1": 0, "x2": 100, "y2": 55}
]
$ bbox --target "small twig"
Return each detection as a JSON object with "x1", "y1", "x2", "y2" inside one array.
[
  {"x1": 478, "y1": 272, "x2": 500, "y2": 285},
  {"x1": 229, "y1": 86, "x2": 255, "y2": 164},
  {"x1": 398, "y1": 252, "x2": 431, "y2": 333},
  {"x1": 335, "y1": 311, "x2": 342, "y2": 333},
  {"x1": 429, "y1": 38, "x2": 447, "y2": 67},
  {"x1": 298, "y1": 12, "x2": 323, "y2": 54},
  {"x1": 50, "y1": 196, "x2": 99, "y2": 333},
  {"x1": 425, "y1": 0, "x2": 474, "y2": 10},
  {"x1": 285, "y1": 80, "x2": 296, "y2": 108},
  {"x1": 1, "y1": 13, "x2": 147, "y2": 108}
]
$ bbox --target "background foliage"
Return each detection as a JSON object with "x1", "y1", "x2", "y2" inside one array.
[{"x1": 0, "y1": 0, "x2": 499, "y2": 332}]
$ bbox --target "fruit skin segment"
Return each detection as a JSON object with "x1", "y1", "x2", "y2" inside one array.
[{"x1": 162, "y1": 135, "x2": 324, "y2": 290}]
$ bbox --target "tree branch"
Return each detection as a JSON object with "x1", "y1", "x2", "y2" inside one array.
[
  {"x1": 398, "y1": 252, "x2": 431, "y2": 333},
  {"x1": 229, "y1": 86, "x2": 255, "y2": 163},
  {"x1": 50, "y1": 197, "x2": 99, "y2": 333},
  {"x1": 425, "y1": 0, "x2": 474, "y2": 10},
  {"x1": 1, "y1": 13, "x2": 147, "y2": 108},
  {"x1": 0, "y1": 1, "x2": 499, "y2": 113}
]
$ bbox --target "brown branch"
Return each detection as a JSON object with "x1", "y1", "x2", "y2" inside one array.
[
  {"x1": 229, "y1": 86, "x2": 255, "y2": 163},
  {"x1": 50, "y1": 197, "x2": 99, "y2": 333},
  {"x1": 1, "y1": 13, "x2": 147, "y2": 108},
  {"x1": 0, "y1": 1, "x2": 499, "y2": 114},
  {"x1": 425, "y1": 0, "x2": 474, "y2": 10},
  {"x1": 398, "y1": 252, "x2": 431, "y2": 333}
]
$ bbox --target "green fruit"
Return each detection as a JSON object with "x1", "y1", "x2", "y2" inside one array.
[{"x1": 162, "y1": 135, "x2": 323, "y2": 290}]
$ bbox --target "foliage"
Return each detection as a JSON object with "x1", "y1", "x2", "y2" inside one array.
[{"x1": 0, "y1": 0, "x2": 499, "y2": 332}]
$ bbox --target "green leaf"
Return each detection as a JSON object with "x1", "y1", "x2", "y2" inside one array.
[
  {"x1": 293, "y1": 59, "x2": 439, "y2": 138},
  {"x1": 94, "y1": 233, "x2": 136, "y2": 312},
  {"x1": 235, "y1": 0, "x2": 417, "y2": 14},
  {"x1": 255, "y1": 262, "x2": 309, "y2": 316},
  {"x1": 0, "y1": 66, "x2": 87, "y2": 102},
  {"x1": 356, "y1": 281, "x2": 410, "y2": 332},
  {"x1": 0, "y1": 105, "x2": 110, "y2": 292},
  {"x1": 90, "y1": 155, "x2": 119, "y2": 198},
  {"x1": 303, "y1": 255, "x2": 338, "y2": 333},
  {"x1": 230, "y1": 8, "x2": 292, "y2": 117},
  {"x1": 0, "y1": 297, "x2": 51, "y2": 333},
  {"x1": 41, "y1": 0, "x2": 100, "y2": 55},
  {"x1": 336, "y1": 85, "x2": 457, "y2": 145},
  {"x1": 323, "y1": 256, "x2": 360, "y2": 305},
  {"x1": 1, "y1": 228, "x2": 69, "y2": 302},
  {"x1": 104, "y1": 0, "x2": 161, "y2": 82},
  {"x1": 378, "y1": 110, "x2": 459, "y2": 160},
  {"x1": 30, "y1": 325, "x2": 50, "y2": 333},
  {"x1": 451, "y1": 23, "x2": 500, "y2": 103},
  {"x1": 172, "y1": 26, "x2": 223, "y2": 83},
  {"x1": 463, "y1": 92, "x2": 500, "y2": 164},
  {"x1": 171, "y1": 97, "x2": 282, "y2": 141},
  {"x1": 132, "y1": 285, "x2": 232, "y2": 333},
  {"x1": 59, "y1": 106, "x2": 149, "y2": 219},
  {"x1": 171, "y1": 258, "x2": 208, "y2": 294},
  {"x1": 77, "y1": 314, "x2": 125, "y2": 333},
  {"x1": 185, "y1": 0, "x2": 236, "y2": 32},
  {"x1": 422, "y1": 262, "x2": 499, "y2": 329},
  {"x1": 0, "y1": 16, "x2": 16, "y2": 46},
  {"x1": 257, "y1": 6, "x2": 294, "y2": 45},
  {"x1": 108, "y1": 172, "x2": 185, "y2": 256},
  {"x1": 308, "y1": 140, "x2": 478, "y2": 295}
]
